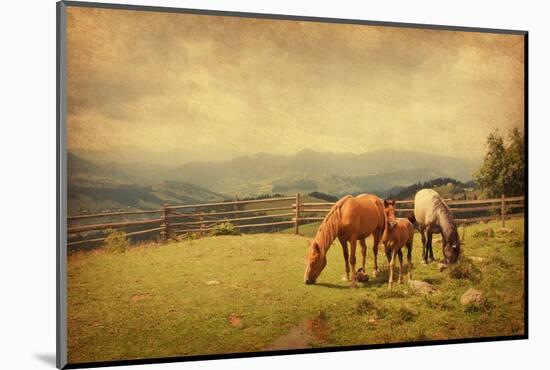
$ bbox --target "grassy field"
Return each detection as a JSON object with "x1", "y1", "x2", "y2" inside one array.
[{"x1": 67, "y1": 218, "x2": 525, "y2": 364}]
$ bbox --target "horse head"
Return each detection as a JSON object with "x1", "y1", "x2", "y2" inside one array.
[
  {"x1": 304, "y1": 240, "x2": 327, "y2": 284},
  {"x1": 384, "y1": 199, "x2": 397, "y2": 229},
  {"x1": 443, "y1": 230, "x2": 461, "y2": 264}
]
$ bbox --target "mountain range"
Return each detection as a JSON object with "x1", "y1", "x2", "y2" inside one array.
[
  {"x1": 168, "y1": 149, "x2": 478, "y2": 195},
  {"x1": 67, "y1": 149, "x2": 479, "y2": 214}
]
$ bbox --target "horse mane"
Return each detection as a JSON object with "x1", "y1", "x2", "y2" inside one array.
[
  {"x1": 432, "y1": 196, "x2": 459, "y2": 243},
  {"x1": 314, "y1": 195, "x2": 352, "y2": 254}
]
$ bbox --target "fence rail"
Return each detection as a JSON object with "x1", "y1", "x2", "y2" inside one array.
[{"x1": 66, "y1": 194, "x2": 525, "y2": 249}]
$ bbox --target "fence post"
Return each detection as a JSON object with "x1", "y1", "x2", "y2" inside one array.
[
  {"x1": 160, "y1": 203, "x2": 169, "y2": 244},
  {"x1": 294, "y1": 193, "x2": 301, "y2": 235},
  {"x1": 501, "y1": 194, "x2": 506, "y2": 228}
]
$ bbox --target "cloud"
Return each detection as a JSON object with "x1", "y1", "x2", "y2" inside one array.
[{"x1": 66, "y1": 6, "x2": 524, "y2": 164}]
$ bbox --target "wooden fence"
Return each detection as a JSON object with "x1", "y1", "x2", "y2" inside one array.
[{"x1": 67, "y1": 194, "x2": 525, "y2": 249}]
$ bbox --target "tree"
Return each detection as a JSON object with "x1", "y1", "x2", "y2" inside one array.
[
  {"x1": 475, "y1": 128, "x2": 525, "y2": 198},
  {"x1": 504, "y1": 128, "x2": 525, "y2": 196}
]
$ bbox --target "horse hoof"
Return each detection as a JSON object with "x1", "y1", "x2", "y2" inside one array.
[
  {"x1": 342, "y1": 276, "x2": 351, "y2": 282},
  {"x1": 422, "y1": 260, "x2": 428, "y2": 265},
  {"x1": 372, "y1": 270, "x2": 379, "y2": 278}
]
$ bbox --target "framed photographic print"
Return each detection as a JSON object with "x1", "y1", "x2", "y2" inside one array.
[{"x1": 57, "y1": 1, "x2": 528, "y2": 368}]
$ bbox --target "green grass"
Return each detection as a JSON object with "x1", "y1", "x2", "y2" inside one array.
[
  {"x1": 284, "y1": 220, "x2": 322, "y2": 238},
  {"x1": 67, "y1": 218, "x2": 525, "y2": 364}
]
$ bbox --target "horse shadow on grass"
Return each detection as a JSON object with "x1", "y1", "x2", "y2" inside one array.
[
  {"x1": 315, "y1": 282, "x2": 350, "y2": 290},
  {"x1": 366, "y1": 266, "x2": 419, "y2": 288},
  {"x1": 315, "y1": 268, "x2": 395, "y2": 289},
  {"x1": 318, "y1": 262, "x2": 440, "y2": 290}
]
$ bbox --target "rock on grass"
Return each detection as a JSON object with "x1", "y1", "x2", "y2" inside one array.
[
  {"x1": 408, "y1": 280, "x2": 436, "y2": 294},
  {"x1": 497, "y1": 227, "x2": 516, "y2": 235},
  {"x1": 460, "y1": 288, "x2": 485, "y2": 306}
]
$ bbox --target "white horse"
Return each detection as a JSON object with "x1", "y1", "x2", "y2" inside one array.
[{"x1": 413, "y1": 189, "x2": 460, "y2": 264}]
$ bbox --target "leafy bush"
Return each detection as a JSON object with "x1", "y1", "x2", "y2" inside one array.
[
  {"x1": 395, "y1": 307, "x2": 417, "y2": 322},
  {"x1": 448, "y1": 258, "x2": 481, "y2": 283},
  {"x1": 354, "y1": 299, "x2": 387, "y2": 318},
  {"x1": 464, "y1": 298, "x2": 493, "y2": 313},
  {"x1": 422, "y1": 295, "x2": 452, "y2": 311},
  {"x1": 104, "y1": 228, "x2": 129, "y2": 253},
  {"x1": 376, "y1": 290, "x2": 406, "y2": 299},
  {"x1": 490, "y1": 255, "x2": 511, "y2": 269},
  {"x1": 210, "y1": 222, "x2": 240, "y2": 236}
]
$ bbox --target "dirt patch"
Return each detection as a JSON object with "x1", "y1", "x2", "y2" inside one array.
[
  {"x1": 264, "y1": 314, "x2": 329, "y2": 351},
  {"x1": 305, "y1": 315, "x2": 329, "y2": 341},
  {"x1": 264, "y1": 324, "x2": 310, "y2": 351},
  {"x1": 228, "y1": 313, "x2": 242, "y2": 328},
  {"x1": 130, "y1": 293, "x2": 151, "y2": 302}
]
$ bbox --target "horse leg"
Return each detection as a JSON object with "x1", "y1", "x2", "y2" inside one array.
[
  {"x1": 384, "y1": 243, "x2": 392, "y2": 263},
  {"x1": 349, "y1": 236, "x2": 358, "y2": 288},
  {"x1": 427, "y1": 231, "x2": 434, "y2": 262},
  {"x1": 339, "y1": 236, "x2": 350, "y2": 281},
  {"x1": 359, "y1": 239, "x2": 367, "y2": 272},
  {"x1": 388, "y1": 249, "x2": 397, "y2": 288},
  {"x1": 441, "y1": 233, "x2": 447, "y2": 264},
  {"x1": 420, "y1": 227, "x2": 427, "y2": 264},
  {"x1": 372, "y1": 230, "x2": 381, "y2": 278},
  {"x1": 406, "y1": 240, "x2": 413, "y2": 281},
  {"x1": 397, "y1": 249, "x2": 404, "y2": 284}
]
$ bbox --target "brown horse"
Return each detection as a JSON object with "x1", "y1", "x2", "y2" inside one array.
[
  {"x1": 382, "y1": 200, "x2": 414, "y2": 287},
  {"x1": 304, "y1": 194, "x2": 385, "y2": 288}
]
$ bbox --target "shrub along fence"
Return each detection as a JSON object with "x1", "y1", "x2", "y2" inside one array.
[{"x1": 66, "y1": 194, "x2": 525, "y2": 249}]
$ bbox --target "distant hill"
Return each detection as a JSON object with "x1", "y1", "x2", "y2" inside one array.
[
  {"x1": 67, "y1": 149, "x2": 480, "y2": 213},
  {"x1": 68, "y1": 180, "x2": 228, "y2": 215},
  {"x1": 68, "y1": 152, "x2": 168, "y2": 185},
  {"x1": 67, "y1": 153, "x2": 227, "y2": 215},
  {"x1": 381, "y1": 178, "x2": 478, "y2": 200},
  {"x1": 169, "y1": 149, "x2": 478, "y2": 196}
]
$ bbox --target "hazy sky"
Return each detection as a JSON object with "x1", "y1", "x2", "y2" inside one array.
[{"x1": 67, "y1": 7, "x2": 524, "y2": 165}]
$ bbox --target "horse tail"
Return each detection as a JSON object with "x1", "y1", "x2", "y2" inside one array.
[{"x1": 407, "y1": 213, "x2": 416, "y2": 226}]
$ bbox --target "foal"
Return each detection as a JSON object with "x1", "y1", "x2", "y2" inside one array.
[{"x1": 382, "y1": 200, "x2": 414, "y2": 287}]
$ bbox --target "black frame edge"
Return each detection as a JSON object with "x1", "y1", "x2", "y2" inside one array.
[
  {"x1": 57, "y1": 1, "x2": 68, "y2": 369},
  {"x1": 523, "y1": 32, "x2": 529, "y2": 339},
  {"x1": 64, "y1": 335, "x2": 527, "y2": 369},
  {"x1": 61, "y1": 0, "x2": 527, "y2": 35}
]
